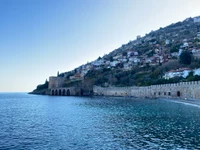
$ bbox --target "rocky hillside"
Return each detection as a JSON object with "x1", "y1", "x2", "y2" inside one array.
[{"x1": 32, "y1": 16, "x2": 200, "y2": 92}]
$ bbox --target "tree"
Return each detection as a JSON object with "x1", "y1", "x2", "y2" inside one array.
[
  {"x1": 179, "y1": 51, "x2": 192, "y2": 65},
  {"x1": 98, "y1": 56, "x2": 101, "y2": 60},
  {"x1": 122, "y1": 51, "x2": 127, "y2": 56},
  {"x1": 57, "y1": 71, "x2": 59, "y2": 77},
  {"x1": 170, "y1": 43, "x2": 181, "y2": 53}
]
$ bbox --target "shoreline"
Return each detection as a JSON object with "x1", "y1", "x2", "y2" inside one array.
[{"x1": 161, "y1": 97, "x2": 200, "y2": 107}]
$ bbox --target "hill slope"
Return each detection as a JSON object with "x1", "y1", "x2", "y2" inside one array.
[{"x1": 32, "y1": 16, "x2": 200, "y2": 93}]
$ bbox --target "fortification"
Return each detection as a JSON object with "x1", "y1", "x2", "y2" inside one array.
[
  {"x1": 48, "y1": 76, "x2": 85, "y2": 96},
  {"x1": 93, "y1": 81, "x2": 200, "y2": 100},
  {"x1": 93, "y1": 86, "x2": 131, "y2": 97},
  {"x1": 48, "y1": 76, "x2": 65, "y2": 89}
]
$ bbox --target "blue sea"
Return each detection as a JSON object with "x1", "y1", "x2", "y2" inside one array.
[{"x1": 0, "y1": 93, "x2": 200, "y2": 149}]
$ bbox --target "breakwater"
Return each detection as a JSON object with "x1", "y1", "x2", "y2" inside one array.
[{"x1": 93, "y1": 81, "x2": 200, "y2": 100}]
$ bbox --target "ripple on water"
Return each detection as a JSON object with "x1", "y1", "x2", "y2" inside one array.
[{"x1": 0, "y1": 94, "x2": 200, "y2": 149}]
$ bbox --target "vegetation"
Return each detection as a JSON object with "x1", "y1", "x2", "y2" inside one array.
[
  {"x1": 179, "y1": 51, "x2": 192, "y2": 65},
  {"x1": 84, "y1": 58, "x2": 200, "y2": 87},
  {"x1": 36, "y1": 80, "x2": 48, "y2": 90}
]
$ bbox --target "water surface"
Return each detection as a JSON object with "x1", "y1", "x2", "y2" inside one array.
[{"x1": 0, "y1": 93, "x2": 200, "y2": 149}]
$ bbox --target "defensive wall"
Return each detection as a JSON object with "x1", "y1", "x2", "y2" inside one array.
[
  {"x1": 50, "y1": 87, "x2": 76, "y2": 96},
  {"x1": 93, "y1": 86, "x2": 131, "y2": 97},
  {"x1": 49, "y1": 76, "x2": 65, "y2": 89},
  {"x1": 48, "y1": 76, "x2": 92, "y2": 96},
  {"x1": 93, "y1": 81, "x2": 200, "y2": 100}
]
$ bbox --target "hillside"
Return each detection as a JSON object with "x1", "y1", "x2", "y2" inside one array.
[{"x1": 32, "y1": 16, "x2": 200, "y2": 92}]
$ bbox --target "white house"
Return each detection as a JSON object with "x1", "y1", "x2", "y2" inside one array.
[
  {"x1": 171, "y1": 52, "x2": 179, "y2": 57},
  {"x1": 181, "y1": 42, "x2": 189, "y2": 48},
  {"x1": 113, "y1": 54, "x2": 122, "y2": 60},
  {"x1": 165, "y1": 39, "x2": 170, "y2": 45},
  {"x1": 127, "y1": 51, "x2": 133, "y2": 57},
  {"x1": 193, "y1": 50, "x2": 200, "y2": 59},
  {"x1": 163, "y1": 68, "x2": 192, "y2": 79},
  {"x1": 194, "y1": 68, "x2": 200, "y2": 76},
  {"x1": 129, "y1": 57, "x2": 140, "y2": 63},
  {"x1": 194, "y1": 16, "x2": 200, "y2": 23},
  {"x1": 137, "y1": 35, "x2": 141, "y2": 40},
  {"x1": 197, "y1": 32, "x2": 200, "y2": 37},
  {"x1": 123, "y1": 63, "x2": 131, "y2": 70},
  {"x1": 110, "y1": 61, "x2": 120, "y2": 67}
]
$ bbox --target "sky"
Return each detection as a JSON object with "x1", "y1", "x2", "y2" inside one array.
[{"x1": 0, "y1": 0, "x2": 200, "y2": 92}]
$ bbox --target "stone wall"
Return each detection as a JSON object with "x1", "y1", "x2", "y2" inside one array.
[
  {"x1": 50, "y1": 87, "x2": 77, "y2": 96},
  {"x1": 93, "y1": 86, "x2": 131, "y2": 97},
  {"x1": 93, "y1": 81, "x2": 200, "y2": 100},
  {"x1": 49, "y1": 76, "x2": 65, "y2": 89}
]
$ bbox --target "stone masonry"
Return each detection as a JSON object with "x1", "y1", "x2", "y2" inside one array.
[{"x1": 93, "y1": 81, "x2": 200, "y2": 100}]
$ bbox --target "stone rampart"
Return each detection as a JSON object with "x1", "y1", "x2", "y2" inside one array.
[
  {"x1": 93, "y1": 86, "x2": 131, "y2": 96},
  {"x1": 49, "y1": 76, "x2": 65, "y2": 89},
  {"x1": 93, "y1": 81, "x2": 200, "y2": 99}
]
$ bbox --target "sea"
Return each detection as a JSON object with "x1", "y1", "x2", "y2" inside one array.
[{"x1": 0, "y1": 93, "x2": 200, "y2": 150}]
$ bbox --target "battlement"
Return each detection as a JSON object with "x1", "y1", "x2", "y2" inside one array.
[
  {"x1": 93, "y1": 81, "x2": 200, "y2": 99},
  {"x1": 48, "y1": 76, "x2": 65, "y2": 89}
]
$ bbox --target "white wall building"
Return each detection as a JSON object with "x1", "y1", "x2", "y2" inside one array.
[
  {"x1": 110, "y1": 61, "x2": 120, "y2": 67},
  {"x1": 194, "y1": 16, "x2": 200, "y2": 23},
  {"x1": 163, "y1": 68, "x2": 192, "y2": 79}
]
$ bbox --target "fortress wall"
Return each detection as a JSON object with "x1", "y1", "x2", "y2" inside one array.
[
  {"x1": 50, "y1": 87, "x2": 76, "y2": 96},
  {"x1": 93, "y1": 81, "x2": 200, "y2": 100},
  {"x1": 49, "y1": 76, "x2": 65, "y2": 89},
  {"x1": 93, "y1": 86, "x2": 131, "y2": 96}
]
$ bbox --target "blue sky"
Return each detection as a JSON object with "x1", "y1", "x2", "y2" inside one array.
[{"x1": 0, "y1": 0, "x2": 200, "y2": 92}]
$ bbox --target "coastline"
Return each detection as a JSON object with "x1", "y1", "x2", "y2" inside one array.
[{"x1": 161, "y1": 97, "x2": 200, "y2": 107}]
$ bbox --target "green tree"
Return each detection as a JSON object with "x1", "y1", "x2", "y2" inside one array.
[
  {"x1": 122, "y1": 51, "x2": 127, "y2": 56},
  {"x1": 170, "y1": 43, "x2": 181, "y2": 53},
  {"x1": 179, "y1": 51, "x2": 192, "y2": 65}
]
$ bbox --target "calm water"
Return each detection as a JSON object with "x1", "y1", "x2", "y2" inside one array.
[{"x1": 0, "y1": 93, "x2": 200, "y2": 150}]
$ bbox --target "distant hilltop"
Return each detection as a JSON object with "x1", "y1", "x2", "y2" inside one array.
[{"x1": 31, "y1": 16, "x2": 200, "y2": 95}]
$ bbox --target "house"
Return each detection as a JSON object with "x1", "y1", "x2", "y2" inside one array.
[
  {"x1": 165, "y1": 39, "x2": 170, "y2": 45},
  {"x1": 163, "y1": 68, "x2": 192, "y2": 79},
  {"x1": 133, "y1": 51, "x2": 139, "y2": 56},
  {"x1": 194, "y1": 68, "x2": 200, "y2": 76},
  {"x1": 69, "y1": 73, "x2": 83, "y2": 80},
  {"x1": 171, "y1": 52, "x2": 179, "y2": 57},
  {"x1": 183, "y1": 39, "x2": 187, "y2": 42},
  {"x1": 110, "y1": 61, "x2": 120, "y2": 67},
  {"x1": 92, "y1": 59, "x2": 105, "y2": 66},
  {"x1": 197, "y1": 32, "x2": 200, "y2": 37},
  {"x1": 137, "y1": 35, "x2": 141, "y2": 40},
  {"x1": 123, "y1": 63, "x2": 131, "y2": 70},
  {"x1": 193, "y1": 50, "x2": 200, "y2": 59},
  {"x1": 129, "y1": 57, "x2": 140, "y2": 63},
  {"x1": 113, "y1": 54, "x2": 122, "y2": 60},
  {"x1": 144, "y1": 58, "x2": 153, "y2": 63},
  {"x1": 194, "y1": 16, "x2": 200, "y2": 23},
  {"x1": 180, "y1": 42, "x2": 189, "y2": 48},
  {"x1": 127, "y1": 51, "x2": 133, "y2": 57},
  {"x1": 105, "y1": 61, "x2": 110, "y2": 65}
]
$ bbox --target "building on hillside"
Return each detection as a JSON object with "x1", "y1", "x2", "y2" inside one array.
[
  {"x1": 165, "y1": 39, "x2": 170, "y2": 45},
  {"x1": 163, "y1": 68, "x2": 192, "y2": 79},
  {"x1": 194, "y1": 68, "x2": 200, "y2": 76},
  {"x1": 123, "y1": 63, "x2": 131, "y2": 70},
  {"x1": 129, "y1": 57, "x2": 140, "y2": 64},
  {"x1": 197, "y1": 32, "x2": 200, "y2": 38},
  {"x1": 137, "y1": 35, "x2": 141, "y2": 40},
  {"x1": 193, "y1": 50, "x2": 200, "y2": 59},
  {"x1": 69, "y1": 73, "x2": 82, "y2": 81},
  {"x1": 113, "y1": 54, "x2": 122, "y2": 60},
  {"x1": 194, "y1": 16, "x2": 200, "y2": 23},
  {"x1": 110, "y1": 61, "x2": 120, "y2": 67}
]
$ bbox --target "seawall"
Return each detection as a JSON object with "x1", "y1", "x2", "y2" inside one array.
[{"x1": 93, "y1": 81, "x2": 200, "y2": 100}]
